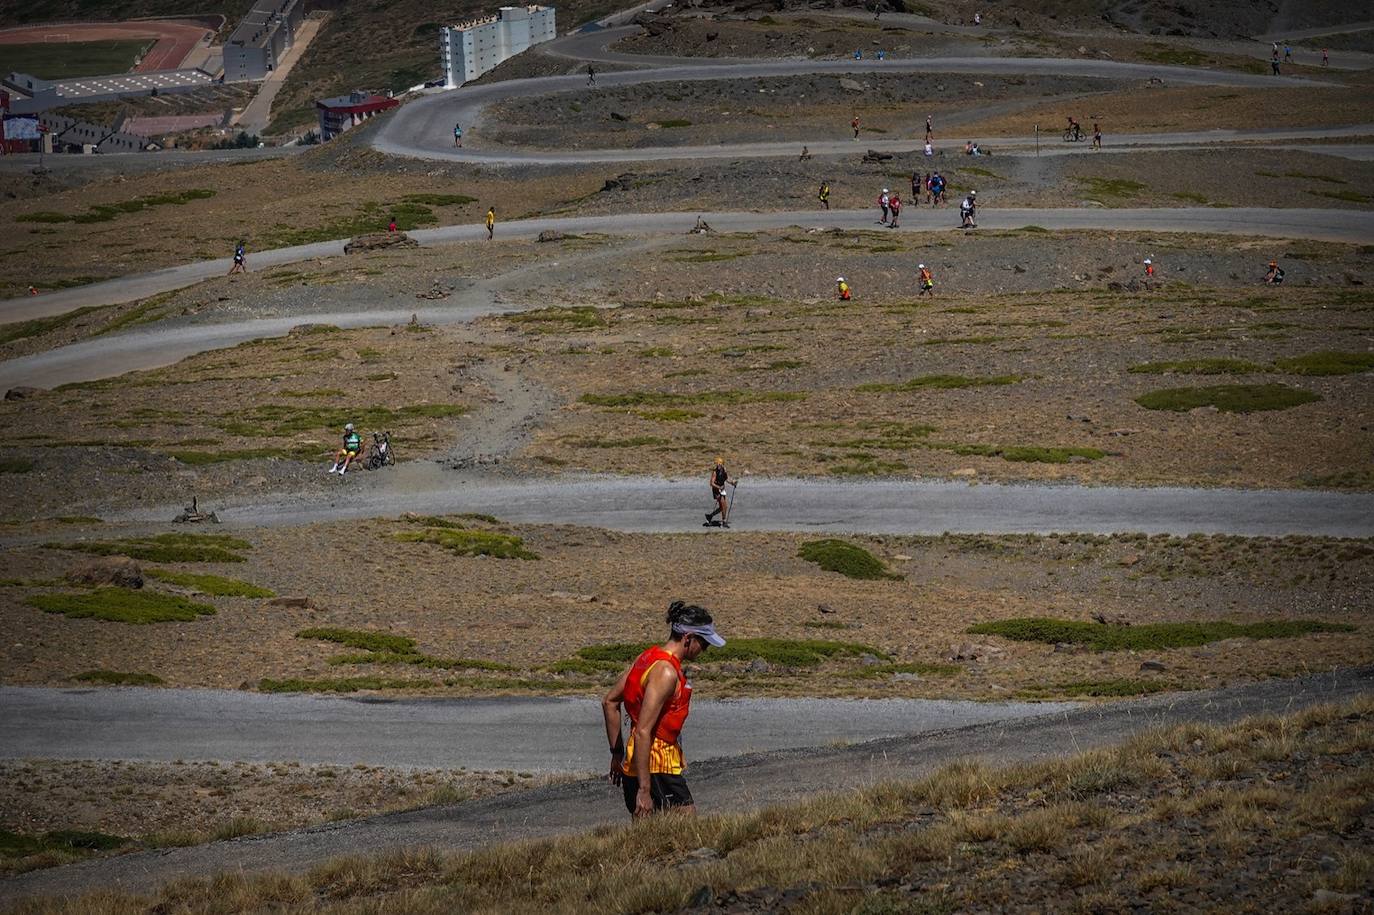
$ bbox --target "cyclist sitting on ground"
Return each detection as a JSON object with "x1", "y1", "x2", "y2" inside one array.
[{"x1": 328, "y1": 423, "x2": 363, "y2": 475}]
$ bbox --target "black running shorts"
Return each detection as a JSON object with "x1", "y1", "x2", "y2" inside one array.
[{"x1": 622, "y1": 773, "x2": 694, "y2": 813}]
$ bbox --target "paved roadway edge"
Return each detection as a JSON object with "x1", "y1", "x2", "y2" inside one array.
[{"x1": 2, "y1": 665, "x2": 1369, "y2": 903}]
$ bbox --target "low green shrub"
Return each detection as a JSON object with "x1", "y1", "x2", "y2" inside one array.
[
  {"x1": 1134, "y1": 384, "x2": 1320, "y2": 413},
  {"x1": 145, "y1": 569, "x2": 274, "y2": 597},
  {"x1": 1272, "y1": 351, "x2": 1374, "y2": 376},
  {"x1": 28, "y1": 589, "x2": 215, "y2": 624},
  {"x1": 575, "y1": 638, "x2": 883, "y2": 667},
  {"x1": 968, "y1": 617, "x2": 1355, "y2": 651},
  {"x1": 394, "y1": 528, "x2": 538, "y2": 559},
  {"x1": 297, "y1": 627, "x2": 417, "y2": 654},
  {"x1": 1128, "y1": 359, "x2": 1265, "y2": 375},
  {"x1": 798, "y1": 539, "x2": 903, "y2": 580},
  {"x1": 45, "y1": 533, "x2": 250, "y2": 563}
]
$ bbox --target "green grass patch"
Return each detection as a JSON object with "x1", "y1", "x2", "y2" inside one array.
[
  {"x1": 395, "y1": 528, "x2": 537, "y2": 559},
  {"x1": 16, "y1": 190, "x2": 215, "y2": 225},
  {"x1": 798, "y1": 539, "x2": 903, "y2": 580},
  {"x1": 144, "y1": 569, "x2": 274, "y2": 598},
  {"x1": 45, "y1": 533, "x2": 250, "y2": 563},
  {"x1": 71, "y1": 670, "x2": 163, "y2": 686},
  {"x1": 831, "y1": 422, "x2": 937, "y2": 450},
  {"x1": 0, "y1": 828, "x2": 127, "y2": 859},
  {"x1": 935, "y1": 443, "x2": 1105, "y2": 463},
  {"x1": 856, "y1": 374, "x2": 1020, "y2": 392},
  {"x1": 0, "y1": 305, "x2": 104, "y2": 347},
  {"x1": 1128, "y1": 359, "x2": 1265, "y2": 375},
  {"x1": 581, "y1": 390, "x2": 803, "y2": 408},
  {"x1": 1134, "y1": 383, "x2": 1320, "y2": 413},
  {"x1": 326, "y1": 650, "x2": 515, "y2": 672},
  {"x1": 576, "y1": 638, "x2": 883, "y2": 667},
  {"x1": 637, "y1": 409, "x2": 703, "y2": 422},
  {"x1": 968, "y1": 617, "x2": 1355, "y2": 651},
  {"x1": 829, "y1": 456, "x2": 908, "y2": 476},
  {"x1": 402, "y1": 193, "x2": 476, "y2": 206},
  {"x1": 546, "y1": 657, "x2": 621, "y2": 676},
  {"x1": 27, "y1": 588, "x2": 215, "y2": 624},
  {"x1": 654, "y1": 119, "x2": 692, "y2": 128},
  {"x1": 1170, "y1": 191, "x2": 1210, "y2": 204},
  {"x1": 672, "y1": 251, "x2": 750, "y2": 263},
  {"x1": 214, "y1": 403, "x2": 465, "y2": 437},
  {"x1": 261, "y1": 202, "x2": 435, "y2": 247},
  {"x1": 1272, "y1": 351, "x2": 1374, "y2": 376},
  {"x1": 298, "y1": 627, "x2": 417, "y2": 653},
  {"x1": 0, "y1": 457, "x2": 34, "y2": 473},
  {"x1": 1307, "y1": 189, "x2": 1371, "y2": 204},
  {"x1": 0, "y1": 39, "x2": 151, "y2": 79}
]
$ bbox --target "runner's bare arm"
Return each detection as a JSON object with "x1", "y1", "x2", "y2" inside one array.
[{"x1": 602, "y1": 669, "x2": 630, "y2": 783}]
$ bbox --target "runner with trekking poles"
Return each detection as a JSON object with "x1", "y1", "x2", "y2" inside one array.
[{"x1": 704, "y1": 457, "x2": 737, "y2": 527}]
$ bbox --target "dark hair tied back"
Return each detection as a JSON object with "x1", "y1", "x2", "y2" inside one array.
[{"x1": 666, "y1": 600, "x2": 712, "y2": 629}]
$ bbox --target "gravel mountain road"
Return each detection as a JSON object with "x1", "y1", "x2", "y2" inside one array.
[
  {"x1": 2, "y1": 666, "x2": 1367, "y2": 904},
  {"x1": 0, "y1": 687, "x2": 1076, "y2": 772},
  {"x1": 128, "y1": 472, "x2": 1374, "y2": 538}
]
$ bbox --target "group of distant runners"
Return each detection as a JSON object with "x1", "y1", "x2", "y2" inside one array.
[{"x1": 1270, "y1": 41, "x2": 1330, "y2": 75}]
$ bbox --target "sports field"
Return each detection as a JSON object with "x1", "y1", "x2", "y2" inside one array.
[{"x1": 0, "y1": 39, "x2": 149, "y2": 79}]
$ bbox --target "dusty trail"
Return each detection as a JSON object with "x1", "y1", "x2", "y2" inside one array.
[
  {"x1": 2, "y1": 666, "x2": 1366, "y2": 904},
  {"x1": 0, "y1": 686, "x2": 1075, "y2": 772},
  {"x1": 122, "y1": 473, "x2": 1374, "y2": 538}
]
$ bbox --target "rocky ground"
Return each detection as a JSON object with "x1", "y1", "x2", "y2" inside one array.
[
  {"x1": 1, "y1": 516, "x2": 1368, "y2": 699},
  {"x1": 0, "y1": 759, "x2": 557, "y2": 876}
]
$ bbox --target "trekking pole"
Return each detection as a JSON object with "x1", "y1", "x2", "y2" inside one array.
[{"x1": 726, "y1": 481, "x2": 737, "y2": 523}]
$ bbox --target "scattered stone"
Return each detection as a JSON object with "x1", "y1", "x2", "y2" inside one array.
[
  {"x1": 287, "y1": 323, "x2": 336, "y2": 337},
  {"x1": 893, "y1": 554, "x2": 912, "y2": 561},
  {"x1": 838, "y1": 78, "x2": 864, "y2": 92},
  {"x1": 950, "y1": 468, "x2": 978, "y2": 478},
  {"x1": 1312, "y1": 890, "x2": 1360, "y2": 906},
  {"x1": 609, "y1": 111, "x2": 629, "y2": 122},
  {"x1": 1120, "y1": 554, "x2": 1141, "y2": 567},
  {"x1": 536, "y1": 230, "x2": 565, "y2": 243},
  {"x1": 416, "y1": 281, "x2": 451, "y2": 300},
  {"x1": 892, "y1": 672, "x2": 921, "y2": 682},
  {"x1": 744, "y1": 308, "x2": 771, "y2": 318},
  {"x1": 861, "y1": 149, "x2": 893, "y2": 163},
  {"x1": 1140, "y1": 660, "x2": 1167, "y2": 672},
  {"x1": 859, "y1": 654, "x2": 883, "y2": 666},
  {"x1": 343, "y1": 232, "x2": 417, "y2": 254},
  {"x1": 548, "y1": 590, "x2": 598, "y2": 603},
  {"x1": 1107, "y1": 428, "x2": 1142, "y2": 437},
  {"x1": 66, "y1": 557, "x2": 143, "y2": 590},
  {"x1": 3, "y1": 386, "x2": 43, "y2": 401},
  {"x1": 817, "y1": 603, "x2": 836, "y2": 614},
  {"x1": 747, "y1": 658, "x2": 771, "y2": 674},
  {"x1": 685, "y1": 847, "x2": 720, "y2": 862},
  {"x1": 949, "y1": 642, "x2": 1003, "y2": 662}
]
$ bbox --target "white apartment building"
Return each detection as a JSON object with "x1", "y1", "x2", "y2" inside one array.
[{"x1": 441, "y1": 5, "x2": 556, "y2": 88}]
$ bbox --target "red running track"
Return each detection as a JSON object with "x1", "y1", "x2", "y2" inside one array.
[{"x1": 0, "y1": 20, "x2": 211, "y2": 73}]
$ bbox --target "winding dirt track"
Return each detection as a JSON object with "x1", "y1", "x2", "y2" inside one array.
[{"x1": 1, "y1": 667, "x2": 1368, "y2": 904}]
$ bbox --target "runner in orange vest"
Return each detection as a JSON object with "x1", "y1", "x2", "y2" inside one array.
[
  {"x1": 602, "y1": 601, "x2": 725, "y2": 817},
  {"x1": 837, "y1": 276, "x2": 851, "y2": 300},
  {"x1": 918, "y1": 263, "x2": 934, "y2": 297},
  {"x1": 1144, "y1": 257, "x2": 1155, "y2": 279}
]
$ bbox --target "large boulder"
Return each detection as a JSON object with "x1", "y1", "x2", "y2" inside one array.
[
  {"x1": 66, "y1": 556, "x2": 143, "y2": 589},
  {"x1": 4, "y1": 386, "x2": 43, "y2": 401},
  {"x1": 344, "y1": 232, "x2": 418, "y2": 254}
]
